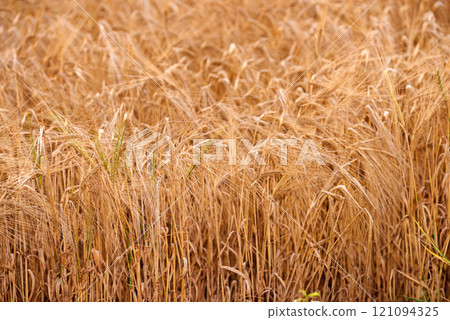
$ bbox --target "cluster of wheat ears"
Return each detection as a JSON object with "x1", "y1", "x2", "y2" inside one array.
[{"x1": 0, "y1": 0, "x2": 449, "y2": 302}]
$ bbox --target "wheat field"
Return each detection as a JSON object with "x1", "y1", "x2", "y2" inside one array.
[{"x1": 0, "y1": 0, "x2": 449, "y2": 302}]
